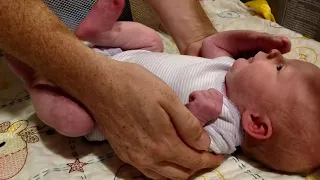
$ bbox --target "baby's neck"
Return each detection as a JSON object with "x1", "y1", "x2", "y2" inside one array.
[{"x1": 224, "y1": 80, "x2": 246, "y2": 115}]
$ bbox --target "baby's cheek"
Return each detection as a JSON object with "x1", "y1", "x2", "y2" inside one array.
[{"x1": 229, "y1": 59, "x2": 247, "y2": 74}]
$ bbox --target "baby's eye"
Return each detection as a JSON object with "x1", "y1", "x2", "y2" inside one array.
[{"x1": 276, "y1": 64, "x2": 283, "y2": 71}]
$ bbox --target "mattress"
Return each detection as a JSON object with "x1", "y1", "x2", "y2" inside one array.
[{"x1": 0, "y1": 0, "x2": 319, "y2": 179}]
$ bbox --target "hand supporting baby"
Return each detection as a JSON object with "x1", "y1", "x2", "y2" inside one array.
[{"x1": 186, "y1": 89, "x2": 223, "y2": 126}]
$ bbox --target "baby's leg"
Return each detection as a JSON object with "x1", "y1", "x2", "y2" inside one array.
[
  {"x1": 81, "y1": 21, "x2": 164, "y2": 52},
  {"x1": 5, "y1": 55, "x2": 94, "y2": 137},
  {"x1": 2, "y1": 0, "x2": 126, "y2": 137},
  {"x1": 75, "y1": 0, "x2": 125, "y2": 40}
]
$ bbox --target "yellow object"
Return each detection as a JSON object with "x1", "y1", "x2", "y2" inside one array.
[
  {"x1": 245, "y1": 0, "x2": 276, "y2": 22},
  {"x1": 305, "y1": 169, "x2": 320, "y2": 180},
  {"x1": 306, "y1": 175, "x2": 320, "y2": 180}
]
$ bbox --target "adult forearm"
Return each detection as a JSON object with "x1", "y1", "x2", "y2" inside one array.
[
  {"x1": 0, "y1": 0, "x2": 112, "y2": 97},
  {"x1": 145, "y1": 0, "x2": 217, "y2": 53}
]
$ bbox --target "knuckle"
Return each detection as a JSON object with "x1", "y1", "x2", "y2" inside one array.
[
  {"x1": 190, "y1": 91, "x2": 199, "y2": 98},
  {"x1": 180, "y1": 110, "x2": 203, "y2": 138},
  {"x1": 150, "y1": 141, "x2": 173, "y2": 160},
  {"x1": 184, "y1": 120, "x2": 203, "y2": 140},
  {"x1": 149, "y1": 142, "x2": 163, "y2": 155}
]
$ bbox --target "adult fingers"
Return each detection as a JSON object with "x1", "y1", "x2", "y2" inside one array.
[
  {"x1": 163, "y1": 99, "x2": 210, "y2": 151},
  {"x1": 278, "y1": 36, "x2": 291, "y2": 54},
  {"x1": 169, "y1": 145, "x2": 224, "y2": 171},
  {"x1": 251, "y1": 33, "x2": 291, "y2": 54},
  {"x1": 151, "y1": 162, "x2": 191, "y2": 180},
  {"x1": 201, "y1": 37, "x2": 231, "y2": 59},
  {"x1": 213, "y1": 30, "x2": 291, "y2": 57},
  {"x1": 138, "y1": 168, "x2": 166, "y2": 180},
  {"x1": 227, "y1": 32, "x2": 283, "y2": 57}
]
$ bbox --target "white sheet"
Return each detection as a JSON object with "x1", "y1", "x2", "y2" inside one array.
[{"x1": 0, "y1": 0, "x2": 319, "y2": 179}]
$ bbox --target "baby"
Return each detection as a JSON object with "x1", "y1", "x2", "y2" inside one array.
[
  {"x1": 82, "y1": 22, "x2": 320, "y2": 174},
  {"x1": 6, "y1": 21, "x2": 320, "y2": 174}
]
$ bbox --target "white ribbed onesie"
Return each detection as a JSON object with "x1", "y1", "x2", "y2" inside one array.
[{"x1": 86, "y1": 48, "x2": 243, "y2": 155}]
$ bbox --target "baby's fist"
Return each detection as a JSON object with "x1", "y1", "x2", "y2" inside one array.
[{"x1": 185, "y1": 89, "x2": 223, "y2": 126}]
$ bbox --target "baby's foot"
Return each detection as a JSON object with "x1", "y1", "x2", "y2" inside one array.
[
  {"x1": 75, "y1": 0, "x2": 125, "y2": 41},
  {"x1": 5, "y1": 55, "x2": 94, "y2": 137}
]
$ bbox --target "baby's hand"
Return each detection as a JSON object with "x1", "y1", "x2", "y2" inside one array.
[
  {"x1": 185, "y1": 89, "x2": 223, "y2": 126},
  {"x1": 201, "y1": 30, "x2": 291, "y2": 59}
]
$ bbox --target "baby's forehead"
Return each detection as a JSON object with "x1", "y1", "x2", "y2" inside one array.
[
  {"x1": 289, "y1": 59, "x2": 320, "y2": 72},
  {"x1": 278, "y1": 60, "x2": 320, "y2": 112},
  {"x1": 285, "y1": 60, "x2": 320, "y2": 86}
]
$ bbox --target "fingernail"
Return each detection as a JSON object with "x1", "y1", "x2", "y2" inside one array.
[{"x1": 196, "y1": 132, "x2": 210, "y2": 150}]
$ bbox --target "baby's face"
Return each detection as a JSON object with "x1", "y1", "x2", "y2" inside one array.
[
  {"x1": 225, "y1": 49, "x2": 317, "y2": 112},
  {"x1": 226, "y1": 49, "x2": 320, "y2": 172}
]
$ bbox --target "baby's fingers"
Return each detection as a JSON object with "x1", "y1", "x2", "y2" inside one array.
[{"x1": 189, "y1": 90, "x2": 206, "y2": 102}]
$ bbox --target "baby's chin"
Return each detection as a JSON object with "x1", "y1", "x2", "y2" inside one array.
[{"x1": 226, "y1": 58, "x2": 247, "y2": 81}]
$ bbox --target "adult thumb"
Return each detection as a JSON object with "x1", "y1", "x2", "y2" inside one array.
[{"x1": 163, "y1": 100, "x2": 211, "y2": 151}]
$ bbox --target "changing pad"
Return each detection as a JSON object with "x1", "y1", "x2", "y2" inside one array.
[{"x1": 0, "y1": 0, "x2": 319, "y2": 179}]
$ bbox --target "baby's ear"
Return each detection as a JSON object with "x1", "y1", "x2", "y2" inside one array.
[{"x1": 242, "y1": 110, "x2": 272, "y2": 140}]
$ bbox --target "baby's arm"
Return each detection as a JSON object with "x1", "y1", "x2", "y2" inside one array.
[
  {"x1": 201, "y1": 31, "x2": 291, "y2": 59},
  {"x1": 185, "y1": 89, "x2": 223, "y2": 126},
  {"x1": 84, "y1": 21, "x2": 163, "y2": 52}
]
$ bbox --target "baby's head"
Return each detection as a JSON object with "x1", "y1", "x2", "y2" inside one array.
[{"x1": 225, "y1": 49, "x2": 320, "y2": 173}]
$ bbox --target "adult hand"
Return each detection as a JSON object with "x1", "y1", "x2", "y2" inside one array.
[
  {"x1": 185, "y1": 30, "x2": 291, "y2": 58},
  {"x1": 6, "y1": 50, "x2": 224, "y2": 179},
  {"x1": 80, "y1": 58, "x2": 224, "y2": 179}
]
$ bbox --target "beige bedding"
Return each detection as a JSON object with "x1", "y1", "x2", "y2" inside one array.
[{"x1": 0, "y1": 0, "x2": 319, "y2": 179}]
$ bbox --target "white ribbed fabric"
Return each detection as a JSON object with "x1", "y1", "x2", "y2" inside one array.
[{"x1": 85, "y1": 49, "x2": 243, "y2": 154}]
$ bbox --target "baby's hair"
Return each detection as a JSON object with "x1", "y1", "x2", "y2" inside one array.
[{"x1": 244, "y1": 107, "x2": 320, "y2": 173}]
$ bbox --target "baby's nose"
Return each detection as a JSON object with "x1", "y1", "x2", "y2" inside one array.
[{"x1": 267, "y1": 49, "x2": 282, "y2": 59}]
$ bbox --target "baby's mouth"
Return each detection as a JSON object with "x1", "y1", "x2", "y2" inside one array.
[{"x1": 248, "y1": 57, "x2": 254, "y2": 63}]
